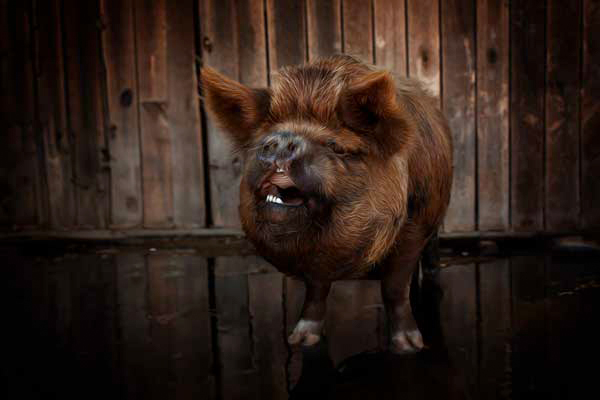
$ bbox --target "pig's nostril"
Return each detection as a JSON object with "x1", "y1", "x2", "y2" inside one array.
[{"x1": 288, "y1": 143, "x2": 297, "y2": 153}]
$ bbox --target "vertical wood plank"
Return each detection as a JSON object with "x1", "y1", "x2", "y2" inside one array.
[
  {"x1": 135, "y1": 0, "x2": 173, "y2": 228},
  {"x1": 63, "y1": 0, "x2": 108, "y2": 229},
  {"x1": 477, "y1": 0, "x2": 510, "y2": 231},
  {"x1": 479, "y1": 259, "x2": 512, "y2": 400},
  {"x1": 201, "y1": 0, "x2": 267, "y2": 227},
  {"x1": 116, "y1": 253, "x2": 150, "y2": 399},
  {"x1": 267, "y1": 0, "x2": 307, "y2": 70},
  {"x1": 581, "y1": 0, "x2": 600, "y2": 229},
  {"x1": 510, "y1": 255, "x2": 548, "y2": 397},
  {"x1": 441, "y1": 0, "x2": 476, "y2": 232},
  {"x1": 373, "y1": 0, "x2": 407, "y2": 76},
  {"x1": 306, "y1": 0, "x2": 341, "y2": 61},
  {"x1": 35, "y1": 0, "x2": 77, "y2": 229},
  {"x1": 284, "y1": 276, "x2": 306, "y2": 390},
  {"x1": 342, "y1": 0, "x2": 373, "y2": 63},
  {"x1": 2, "y1": 2, "x2": 40, "y2": 229},
  {"x1": 510, "y1": 0, "x2": 546, "y2": 231},
  {"x1": 545, "y1": 0, "x2": 582, "y2": 231},
  {"x1": 100, "y1": 0, "x2": 143, "y2": 228},
  {"x1": 407, "y1": 0, "x2": 441, "y2": 98},
  {"x1": 439, "y1": 263, "x2": 478, "y2": 399},
  {"x1": 248, "y1": 271, "x2": 287, "y2": 399},
  {"x1": 166, "y1": 0, "x2": 206, "y2": 228}
]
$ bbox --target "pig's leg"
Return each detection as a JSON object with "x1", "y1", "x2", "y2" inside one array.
[
  {"x1": 381, "y1": 249, "x2": 424, "y2": 354},
  {"x1": 288, "y1": 280, "x2": 331, "y2": 346}
]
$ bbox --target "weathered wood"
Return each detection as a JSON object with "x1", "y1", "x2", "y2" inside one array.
[
  {"x1": 342, "y1": 0, "x2": 373, "y2": 63},
  {"x1": 1, "y1": 2, "x2": 40, "y2": 229},
  {"x1": 441, "y1": 0, "x2": 476, "y2": 232},
  {"x1": 201, "y1": 0, "x2": 267, "y2": 227},
  {"x1": 326, "y1": 280, "x2": 384, "y2": 365},
  {"x1": 477, "y1": 0, "x2": 509, "y2": 231},
  {"x1": 214, "y1": 256, "x2": 258, "y2": 399},
  {"x1": 165, "y1": 0, "x2": 206, "y2": 228},
  {"x1": 439, "y1": 263, "x2": 478, "y2": 399},
  {"x1": 284, "y1": 276, "x2": 306, "y2": 390},
  {"x1": 248, "y1": 271, "x2": 287, "y2": 399},
  {"x1": 116, "y1": 253, "x2": 150, "y2": 399},
  {"x1": 63, "y1": 0, "x2": 108, "y2": 229},
  {"x1": 545, "y1": 0, "x2": 582, "y2": 231},
  {"x1": 100, "y1": 0, "x2": 143, "y2": 228},
  {"x1": 510, "y1": 255, "x2": 547, "y2": 398},
  {"x1": 479, "y1": 259, "x2": 512, "y2": 400},
  {"x1": 582, "y1": 0, "x2": 600, "y2": 230},
  {"x1": 373, "y1": 0, "x2": 407, "y2": 76},
  {"x1": 35, "y1": 0, "x2": 77, "y2": 229},
  {"x1": 306, "y1": 0, "x2": 341, "y2": 60},
  {"x1": 267, "y1": 0, "x2": 307, "y2": 70},
  {"x1": 407, "y1": 0, "x2": 440, "y2": 98},
  {"x1": 135, "y1": 0, "x2": 173, "y2": 228},
  {"x1": 510, "y1": 0, "x2": 546, "y2": 231}
]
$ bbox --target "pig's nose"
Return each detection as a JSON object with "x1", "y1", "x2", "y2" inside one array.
[{"x1": 257, "y1": 132, "x2": 305, "y2": 168}]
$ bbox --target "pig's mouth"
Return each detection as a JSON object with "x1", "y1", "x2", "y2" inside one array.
[{"x1": 259, "y1": 169, "x2": 307, "y2": 208}]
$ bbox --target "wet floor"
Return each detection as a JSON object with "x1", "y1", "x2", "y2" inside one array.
[{"x1": 1, "y1": 241, "x2": 599, "y2": 399}]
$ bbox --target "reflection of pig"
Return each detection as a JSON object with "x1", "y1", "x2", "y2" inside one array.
[{"x1": 201, "y1": 55, "x2": 452, "y2": 353}]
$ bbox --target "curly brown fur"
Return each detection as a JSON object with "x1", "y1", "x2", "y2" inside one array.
[{"x1": 201, "y1": 55, "x2": 452, "y2": 352}]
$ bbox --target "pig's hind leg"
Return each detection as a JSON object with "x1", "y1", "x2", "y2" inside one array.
[
  {"x1": 381, "y1": 245, "x2": 425, "y2": 354},
  {"x1": 288, "y1": 280, "x2": 331, "y2": 346}
]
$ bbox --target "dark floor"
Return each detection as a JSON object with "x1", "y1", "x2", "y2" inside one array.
[{"x1": 1, "y1": 240, "x2": 599, "y2": 400}]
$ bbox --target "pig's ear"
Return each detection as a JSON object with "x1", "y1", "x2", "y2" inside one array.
[
  {"x1": 201, "y1": 67, "x2": 271, "y2": 150},
  {"x1": 337, "y1": 71, "x2": 414, "y2": 157}
]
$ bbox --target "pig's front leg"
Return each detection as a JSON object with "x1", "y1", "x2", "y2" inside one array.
[
  {"x1": 288, "y1": 280, "x2": 331, "y2": 346},
  {"x1": 381, "y1": 250, "x2": 424, "y2": 354}
]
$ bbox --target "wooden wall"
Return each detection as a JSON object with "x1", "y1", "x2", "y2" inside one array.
[{"x1": 1, "y1": 0, "x2": 599, "y2": 234}]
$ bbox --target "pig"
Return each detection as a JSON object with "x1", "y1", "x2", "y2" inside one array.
[{"x1": 201, "y1": 55, "x2": 452, "y2": 354}]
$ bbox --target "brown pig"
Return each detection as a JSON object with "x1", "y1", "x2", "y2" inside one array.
[{"x1": 201, "y1": 55, "x2": 452, "y2": 354}]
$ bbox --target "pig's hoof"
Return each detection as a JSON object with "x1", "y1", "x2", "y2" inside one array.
[
  {"x1": 390, "y1": 329, "x2": 424, "y2": 354},
  {"x1": 288, "y1": 319, "x2": 323, "y2": 346}
]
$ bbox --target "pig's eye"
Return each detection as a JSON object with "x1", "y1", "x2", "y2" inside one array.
[{"x1": 325, "y1": 139, "x2": 347, "y2": 155}]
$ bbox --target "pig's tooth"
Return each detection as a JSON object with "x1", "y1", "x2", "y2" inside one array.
[
  {"x1": 267, "y1": 195, "x2": 273, "y2": 202},
  {"x1": 275, "y1": 197, "x2": 283, "y2": 204}
]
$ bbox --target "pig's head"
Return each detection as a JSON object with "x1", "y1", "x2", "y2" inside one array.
[{"x1": 201, "y1": 56, "x2": 417, "y2": 276}]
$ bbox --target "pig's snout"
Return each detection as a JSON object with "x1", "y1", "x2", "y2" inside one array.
[{"x1": 258, "y1": 131, "x2": 307, "y2": 170}]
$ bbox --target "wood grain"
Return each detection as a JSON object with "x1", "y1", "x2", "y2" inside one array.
[
  {"x1": 441, "y1": 0, "x2": 476, "y2": 232},
  {"x1": 63, "y1": 0, "x2": 108, "y2": 229},
  {"x1": 342, "y1": 0, "x2": 373, "y2": 63},
  {"x1": 510, "y1": 0, "x2": 546, "y2": 231},
  {"x1": 135, "y1": 0, "x2": 173, "y2": 228},
  {"x1": 201, "y1": 0, "x2": 267, "y2": 227},
  {"x1": 100, "y1": 0, "x2": 143, "y2": 228},
  {"x1": 407, "y1": 0, "x2": 440, "y2": 98},
  {"x1": 582, "y1": 0, "x2": 600, "y2": 230},
  {"x1": 166, "y1": 0, "x2": 206, "y2": 228},
  {"x1": 2, "y1": 2, "x2": 41, "y2": 229},
  {"x1": 373, "y1": 0, "x2": 407, "y2": 76},
  {"x1": 35, "y1": 0, "x2": 77, "y2": 229},
  {"x1": 545, "y1": 0, "x2": 582, "y2": 231},
  {"x1": 477, "y1": 0, "x2": 509, "y2": 231},
  {"x1": 267, "y1": 0, "x2": 307, "y2": 70},
  {"x1": 306, "y1": 0, "x2": 341, "y2": 61}
]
